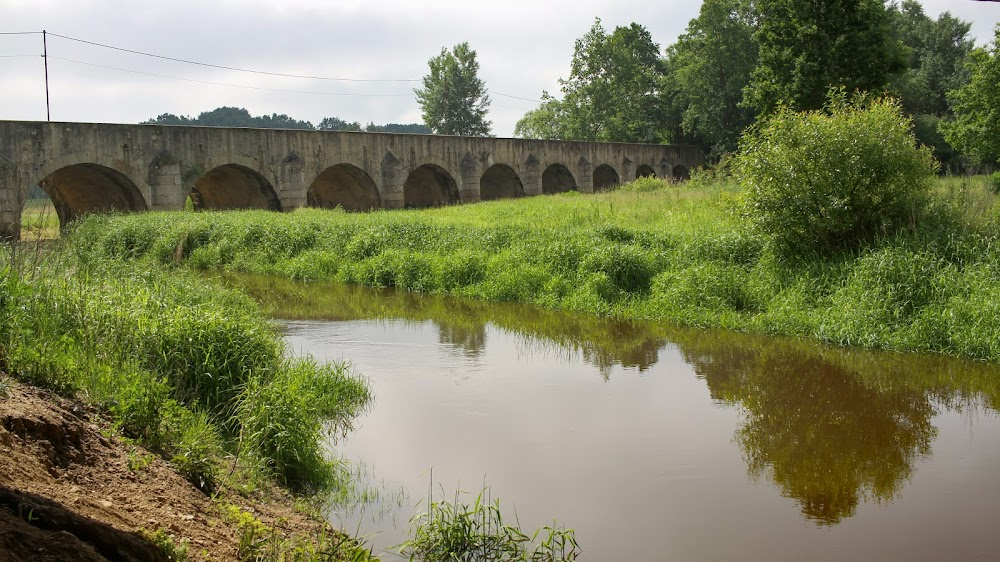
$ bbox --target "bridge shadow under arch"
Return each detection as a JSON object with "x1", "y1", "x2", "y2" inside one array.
[
  {"x1": 480, "y1": 164, "x2": 524, "y2": 201},
  {"x1": 191, "y1": 164, "x2": 281, "y2": 211},
  {"x1": 672, "y1": 164, "x2": 691, "y2": 182},
  {"x1": 308, "y1": 164, "x2": 381, "y2": 211},
  {"x1": 636, "y1": 164, "x2": 656, "y2": 179},
  {"x1": 404, "y1": 164, "x2": 460, "y2": 208},
  {"x1": 542, "y1": 164, "x2": 576, "y2": 194},
  {"x1": 38, "y1": 163, "x2": 147, "y2": 229},
  {"x1": 593, "y1": 164, "x2": 620, "y2": 191}
]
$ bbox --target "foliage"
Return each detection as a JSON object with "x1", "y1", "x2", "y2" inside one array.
[
  {"x1": 365, "y1": 122, "x2": 432, "y2": 134},
  {"x1": 69, "y1": 170, "x2": 1000, "y2": 362},
  {"x1": 942, "y1": 26, "x2": 1000, "y2": 166},
  {"x1": 735, "y1": 93, "x2": 937, "y2": 256},
  {"x1": 515, "y1": 19, "x2": 665, "y2": 143},
  {"x1": 887, "y1": 1, "x2": 973, "y2": 172},
  {"x1": 398, "y1": 487, "x2": 579, "y2": 561},
  {"x1": 662, "y1": 0, "x2": 759, "y2": 154},
  {"x1": 746, "y1": 0, "x2": 905, "y2": 114},
  {"x1": 414, "y1": 42, "x2": 492, "y2": 136},
  {"x1": 888, "y1": 1, "x2": 973, "y2": 118},
  {"x1": 318, "y1": 117, "x2": 363, "y2": 132},
  {"x1": 144, "y1": 106, "x2": 315, "y2": 130},
  {"x1": 2, "y1": 250, "x2": 371, "y2": 494}
]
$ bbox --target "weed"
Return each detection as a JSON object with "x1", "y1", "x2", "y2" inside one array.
[{"x1": 142, "y1": 527, "x2": 189, "y2": 561}]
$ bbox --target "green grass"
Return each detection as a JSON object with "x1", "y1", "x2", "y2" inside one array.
[
  {"x1": 65, "y1": 175, "x2": 1000, "y2": 362},
  {"x1": 20, "y1": 198, "x2": 60, "y2": 240},
  {"x1": 0, "y1": 243, "x2": 372, "y2": 496}
]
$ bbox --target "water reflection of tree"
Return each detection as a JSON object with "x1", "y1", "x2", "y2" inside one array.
[
  {"x1": 435, "y1": 320, "x2": 487, "y2": 357},
  {"x1": 683, "y1": 340, "x2": 936, "y2": 525}
]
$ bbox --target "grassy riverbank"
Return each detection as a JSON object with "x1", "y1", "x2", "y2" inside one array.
[
  {"x1": 0, "y1": 243, "x2": 375, "y2": 560},
  {"x1": 68, "y1": 175, "x2": 1000, "y2": 362}
]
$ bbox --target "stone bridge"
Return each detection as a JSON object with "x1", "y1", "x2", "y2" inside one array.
[{"x1": 0, "y1": 120, "x2": 704, "y2": 239}]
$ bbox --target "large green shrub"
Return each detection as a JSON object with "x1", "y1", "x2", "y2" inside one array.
[{"x1": 736, "y1": 94, "x2": 938, "y2": 256}]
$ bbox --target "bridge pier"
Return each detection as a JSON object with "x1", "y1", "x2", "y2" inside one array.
[{"x1": 149, "y1": 162, "x2": 185, "y2": 211}]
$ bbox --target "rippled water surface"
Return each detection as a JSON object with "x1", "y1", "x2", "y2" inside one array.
[{"x1": 233, "y1": 275, "x2": 1000, "y2": 560}]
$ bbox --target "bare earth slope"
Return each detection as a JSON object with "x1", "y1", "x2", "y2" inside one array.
[{"x1": 0, "y1": 380, "x2": 333, "y2": 561}]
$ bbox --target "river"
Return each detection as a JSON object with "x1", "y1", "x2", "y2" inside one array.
[{"x1": 231, "y1": 274, "x2": 1000, "y2": 560}]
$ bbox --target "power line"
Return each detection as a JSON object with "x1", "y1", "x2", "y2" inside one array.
[
  {"x1": 47, "y1": 32, "x2": 422, "y2": 83},
  {"x1": 0, "y1": 31, "x2": 42, "y2": 35},
  {"x1": 50, "y1": 56, "x2": 415, "y2": 97}
]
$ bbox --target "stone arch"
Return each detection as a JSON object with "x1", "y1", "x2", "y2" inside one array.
[
  {"x1": 404, "y1": 163, "x2": 460, "y2": 208},
  {"x1": 191, "y1": 163, "x2": 281, "y2": 211},
  {"x1": 308, "y1": 163, "x2": 381, "y2": 211},
  {"x1": 36, "y1": 159, "x2": 148, "y2": 229},
  {"x1": 672, "y1": 165, "x2": 691, "y2": 182},
  {"x1": 636, "y1": 164, "x2": 656, "y2": 179},
  {"x1": 542, "y1": 163, "x2": 577, "y2": 194},
  {"x1": 480, "y1": 163, "x2": 525, "y2": 200},
  {"x1": 593, "y1": 164, "x2": 620, "y2": 191}
]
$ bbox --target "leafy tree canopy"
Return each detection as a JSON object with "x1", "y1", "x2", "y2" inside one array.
[
  {"x1": 942, "y1": 25, "x2": 1000, "y2": 165},
  {"x1": 746, "y1": 0, "x2": 906, "y2": 114},
  {"x1": 516, "y1": 19, "x2": 665, "y2": 143},
  {"x1": 414, "y1": 42, "x2": 492, "y2": 136},
  {"x1": 663, "y1": 0, "x2": 759, "y2": 155},
  {"x1": 143, "y1": 107, "x2": 429, "y2": 135}
]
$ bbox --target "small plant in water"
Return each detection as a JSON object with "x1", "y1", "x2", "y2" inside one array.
[{"x1": 397, "y1": 483, "x2": 579, "y2": 562}]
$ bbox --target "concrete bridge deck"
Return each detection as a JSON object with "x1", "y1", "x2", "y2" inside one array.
[{"x1": 0, "y1": 120, "x2": 703, "y2": 239}]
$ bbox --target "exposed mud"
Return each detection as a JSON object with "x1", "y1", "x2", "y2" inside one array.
[{"x1": 0, "y1": 378, "x2": 341, "y2": 561}]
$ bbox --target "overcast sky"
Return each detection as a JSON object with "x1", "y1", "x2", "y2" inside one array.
[{"x1": 2, "y1": 0, "x2": 999, "y2": 137}]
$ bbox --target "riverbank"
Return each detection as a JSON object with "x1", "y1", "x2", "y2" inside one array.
[
  {"x1": 69, "y1": 175, "x2": 1000, "y2": 362},
  {"x1": 0, "y1": 245, "x2": 376, "y2": 561}
]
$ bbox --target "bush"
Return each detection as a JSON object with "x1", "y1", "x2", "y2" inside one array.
[
  {"x1": 989, "y1": 171, "x2": 1000, "y2": 195},
  {"x1": 736, "y1": 93, "x2": 938, "y2": 256}
]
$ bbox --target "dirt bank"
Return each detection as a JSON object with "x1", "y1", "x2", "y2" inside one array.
[{"x1": 0, "y1": 378, "x2": 350, "y2": 561}]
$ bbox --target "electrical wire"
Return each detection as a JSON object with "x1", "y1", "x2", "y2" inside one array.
[
  {"x1": 8, "y1": 30, "x2": 546, "y2": 105},
  {"x1": 47, "y1": 32, "x2": 421, "y2": 83},
  {"x1": 50, "y1": 56, "x2": 414, "y2": 97}
]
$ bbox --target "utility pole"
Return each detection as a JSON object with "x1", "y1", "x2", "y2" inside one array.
[{"x1": 42, "y1": 30, "x2": 50, "y2": 121}]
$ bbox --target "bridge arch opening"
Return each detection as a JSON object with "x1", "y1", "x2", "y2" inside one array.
[
  {"x1": 404, "y1": 164, "x2": 460, "y2": 208},
  {"x1": 190, "y1": 164, "x2": 281, "y2": 211},
  {"x1": 672, "y1": 165, "x2": 691, "y2": 182},
  {"x1": 480, "y1": 164, "x2": 524, "y2": 201},
  {"x1": 636, "y1": 165, "x2": 656, "y2": 179},
  {"x1": 542, "y1": 164, "x2": 577, "y2": 194},
  {"x1": 37, "y1": 163, "x2": 147, "y2": 230},
  {"x1": 593, "y1": 164, "x2": 620, "y2": 191},
  {"x1": 308, "y1": 164, "x2": 381, "y2": 211}
]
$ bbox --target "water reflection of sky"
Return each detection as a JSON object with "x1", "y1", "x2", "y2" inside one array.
[{"x1": 243, "y1": 276, "x2": 1000, "y2": 560}]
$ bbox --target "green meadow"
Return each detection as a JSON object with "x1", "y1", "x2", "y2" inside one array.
[{"x1": 67, "y1": 173, "x2": 1000, "y2": 362}]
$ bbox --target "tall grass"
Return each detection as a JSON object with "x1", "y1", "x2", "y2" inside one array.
[
  {"x1": 0, "y1": 243, "x2": 371, "y2": 494},
  {"x1": 67, "y1": 175, "x2": 1000, "y2": 362}
]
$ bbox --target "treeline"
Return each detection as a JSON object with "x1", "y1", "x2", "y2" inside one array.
[
  {"x1": 142, "y1": 106, "x2": 431, "y2": 134},
  {"x1": 514, "y1": 0, "x2": 989, "y2": 171}
]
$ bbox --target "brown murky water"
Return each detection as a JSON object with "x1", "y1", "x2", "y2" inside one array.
[{"x1": 233, "y1": 275, "x2": 1000, "y2": 561}]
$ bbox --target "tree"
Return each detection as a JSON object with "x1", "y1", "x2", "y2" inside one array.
[
  {"x1": 942, "y1": 26, "x2": 1000, "y2": 165},
  {"x1": 516, "y1": 19, "x2": 666, "y2": 143},
  {"x1": 142, "y1": 107, "x2": 313, "y2": 129},
  {"x1": 662, "y1": 0, "x2": 759, "y2": 155},
  {"x1": 414, "y1": 42, "x2": 492, "y2": 136},
  {"x1": 317, "y1": 117, "x2": 362, "y2": 131},
  {"x1": 889, "y1": 1, "x2": 974, "y2": 118},
  {"x1": 746, "y1": 0, "x2": 906, "y2": 114}
]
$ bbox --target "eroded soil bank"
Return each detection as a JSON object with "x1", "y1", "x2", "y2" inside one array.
[{"x1": 0, "y1": 378, "x2": 346, "y2": 561}]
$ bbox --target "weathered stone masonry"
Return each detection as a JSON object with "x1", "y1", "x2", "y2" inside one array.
[{"x1": 0, "y1": 120, "x2": 704, "y2": 239}]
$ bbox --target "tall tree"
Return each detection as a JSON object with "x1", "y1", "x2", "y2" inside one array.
[
  {"x1": 516, "y1": 19, "x2": 666, "y2": 143},
  {"x1": 889, "y1": 1, "x2": 974, "y2": 118},
  {"x1": 663, "y1": 0, "x2": 759, "y2": 155},
  {"x1": 746, "y1": 0, "x2": 906, "y2": 114},
  {"x1": 942, "y1": 26, "x2": 1000, "y2": 165},
  {"x1": 414, "y1": 42, "x2": 492, "y2": 136}
]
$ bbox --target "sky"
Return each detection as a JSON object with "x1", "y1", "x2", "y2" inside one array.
[{"x1": 2, "y1": 0, "x2": 999, "y2": 137}]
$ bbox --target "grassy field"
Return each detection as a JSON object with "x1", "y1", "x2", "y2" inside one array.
[
  {"x1": 65, "y1": 174, "x2": 1000, "y2": 362},
  {"x1": 20, "y1": 198, "x2": 60, "y2": 240}
]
